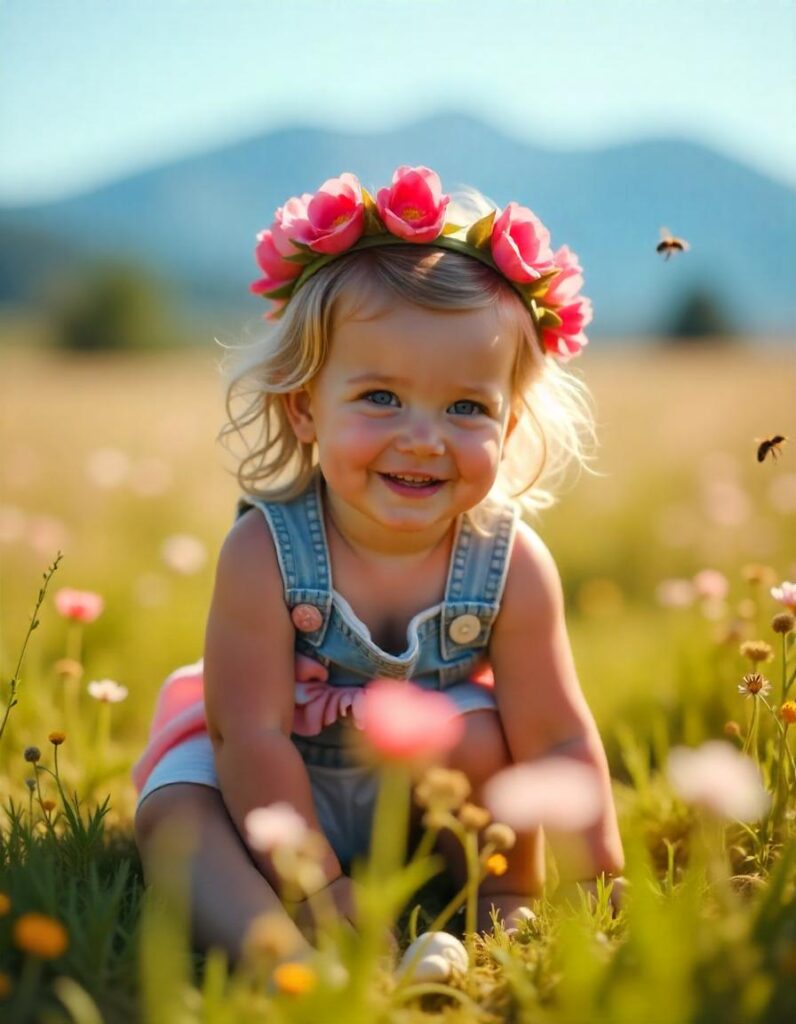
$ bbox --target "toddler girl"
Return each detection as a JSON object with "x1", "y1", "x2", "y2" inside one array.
[{"x1": 133, "y1": 165, "x2": 624, "y2": 959}]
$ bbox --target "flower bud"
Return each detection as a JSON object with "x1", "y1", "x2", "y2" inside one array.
[
  {"x1": 23, "y1": 746, "x2": 41, "y2": 764},
  {"x1": 458, "y1": 802, "x2": 491, "y2": 831},
  {"x1": 483, "y1": 822, "x2": 517, "y2": 851},
  {"x1": 772, "y1": 612, "x2": 794, "y2": 635}
]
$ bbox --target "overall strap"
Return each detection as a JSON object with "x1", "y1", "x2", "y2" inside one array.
[
  {"x1": 235, "y1": 470, "x2": 333, "y2": 645},
  {"x1": 440, "y1": 499, "x2": 519, "y2": 661}
]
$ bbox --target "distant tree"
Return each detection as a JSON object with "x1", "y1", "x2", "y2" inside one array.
[
  {"x1": 662, "y1": 284, "x2": 736, "y2": 342},
  {"x1": 47, "y1": 262, "x2": 180, "y2": 352}
]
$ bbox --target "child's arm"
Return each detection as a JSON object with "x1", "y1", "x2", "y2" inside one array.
[
  {"x1": 488, "y1": 520, "x2": 624, "y2": 879},
  {"x1": 203, "y1": 510, "x2": 344, "y2": 892}
]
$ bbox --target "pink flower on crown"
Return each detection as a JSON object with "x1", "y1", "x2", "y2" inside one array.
[
  {"x1": 538, "y1": 245, "x2": 592, "y2": 360},
  {"x1": 376, "y1": 166, "x2": 450, "y2": 243},
  {"x1": 543, "y1": 246, "x2": 583, "y2": 306},
  {"x1": 286, "y1": 173, "x2": 366, "y2": 255},
  {"x1": 250, "y1": 195, "x2": 310, "y2": 297},
  {"x1": 490, "y1": 202, "x2": 555, "y2": 283},
  {"x1": 540, "y1": 294, "x2": 593, "y2": 360}
]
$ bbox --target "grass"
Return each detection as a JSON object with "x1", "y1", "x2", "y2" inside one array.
[{"x1": 0, "y1": 340, "x2": 795, "y2": 1022}]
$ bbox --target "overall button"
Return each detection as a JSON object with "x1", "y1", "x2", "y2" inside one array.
[
  {"x1": 448, "y1": 614, "x2": 481, "y2": 644},
  {"x1": 291, "y1": 604, "x2": 323, "y2": 632}
]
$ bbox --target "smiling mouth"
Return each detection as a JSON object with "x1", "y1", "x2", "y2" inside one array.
[{"x1": 379, "y1": 472, "x2": 444, "y2": 488}]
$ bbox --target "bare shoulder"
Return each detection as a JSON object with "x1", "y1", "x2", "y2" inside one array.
[
  {"x1": 493, "y1": 518, "x2": 564, "y2": 635},
  {"x1": 213, "y1": 506, "x2": 286, "y2": 613}
]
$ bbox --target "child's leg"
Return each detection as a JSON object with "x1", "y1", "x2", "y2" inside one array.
[
  {"x1": 431, "y1": 709, "x2": 545, "y2": 932},
  {"x1": 135, "y1": 783, "x2": 311, "y2": 962}
]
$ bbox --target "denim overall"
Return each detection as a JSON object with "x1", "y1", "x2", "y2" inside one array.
[{"x1": 137, "y1": 469, "x2": 518, "y2": 869}]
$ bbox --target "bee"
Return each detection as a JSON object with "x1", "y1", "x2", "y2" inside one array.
[
  {"x1": 656, "y1": 227, "x2": 690, "y2": 260},
  {"x1": 756, "y1": 435, "x2": 787, "y2": 463}
]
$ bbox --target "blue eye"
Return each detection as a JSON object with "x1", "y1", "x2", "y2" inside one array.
[
  {"x1": 449, "y1": 399, "x2": 486, "y2": 416},
  {"x1": 364, "y1": 390, "x2": 398, "y2": 406}
]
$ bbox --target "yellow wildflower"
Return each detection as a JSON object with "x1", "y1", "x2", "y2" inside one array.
[
  {"x1": 780, "y1": 702, "x2": 796, "y2": 726},
  {"x1": 0, "y1": 971, "x2": 12, "y2": 999},
  {"x1": 272, "y1": 961, "x2": 317, "y2": 995},
  {"x1": 12, "y1": 912, "x2": 69, "y2": 959},
  {"x1": 0, "y1": 892, "x2": 10, "y2": 916},
  {"x1": 48, "y1": 731, "x2": 66, "y2": 746},
  {"x1": 485, "y1": 853, "x2": 509, "y2": 877},
  {"x1": 41, "y1": 799, "x2": 57, "y2": 813}
]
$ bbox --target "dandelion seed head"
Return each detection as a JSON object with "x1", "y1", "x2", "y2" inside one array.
[
  {"x1": 739, "y1": 640, "x2": 774, "y2": 664},
  {"x1": 87, "y1": 679, "x2": 128, "y2": 703},
  {"x1": 483, "y1": 822, "x2": 517, "y2": 851}
]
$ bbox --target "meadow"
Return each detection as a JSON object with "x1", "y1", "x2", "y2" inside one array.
[{"x1": 0, "y1": 339, "x2": 794, "y2": 1022}]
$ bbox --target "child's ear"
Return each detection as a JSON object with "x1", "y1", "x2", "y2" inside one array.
[{"x1": 283, "y1": 388, "x2": 316, "y2": 444}]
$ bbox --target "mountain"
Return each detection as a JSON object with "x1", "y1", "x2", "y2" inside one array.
[{"x1": 1, "y1": 112, "x2": 794, "y2": 336}]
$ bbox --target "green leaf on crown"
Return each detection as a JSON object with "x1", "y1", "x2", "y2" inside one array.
[
  {"x1": 465, "y1": 210, "x2": 496, "y2": 250},
  {"x1": 282, "y1": 248, "x2": 320, "y2": 265},
  {"x1": 524, "y1": 267, "x2": 561, "y2": 299},
  {"x1": 362, "y1": 187, "x2": 387, "y2": 236},
  {"x1": 534, "y1": 305, "x2": 563, "y2": 329},
  {"x1": 260, "y1": 280, "x2": 298, "y2": 300}
]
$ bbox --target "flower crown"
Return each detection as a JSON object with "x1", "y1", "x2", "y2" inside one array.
[{"x1": 250, "y1": 164, "x2": 592, "y2": 360}]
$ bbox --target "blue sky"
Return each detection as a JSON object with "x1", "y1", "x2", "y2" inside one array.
[{"x1": 1, "y1": 0, "x2": 794, "y2": 205}]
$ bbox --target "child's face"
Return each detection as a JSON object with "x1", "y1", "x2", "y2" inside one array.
[{"x1": 285, "y1": 295, "x2": 519, "y2": 545}]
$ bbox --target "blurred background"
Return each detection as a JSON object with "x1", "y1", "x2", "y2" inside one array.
[{"x1": 1, "y1": 0, "x2": 794, "y2": 786}]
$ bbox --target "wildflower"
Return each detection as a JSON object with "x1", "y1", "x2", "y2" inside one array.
[
  {"x1": 483, "y1": 757, "x2": 603, "y2": 832},
  {"x1": 0, "y1": 971, "x2": 11, "y2": 998},
  {"x1": 458, "y1": 802, "x2": 491, "y2": 831},
  {"x1": 655, "y1": 578, "x2": 695, "y2": 609},
  {"x1": 772, "y1": 612, "x2": 795, "y2": 635},
  {"x1": 422, "y1": 808, "x2": 452, "y2": 831},
  {"x1": 25, "y1": 778, "x2": 36, "y2": 792},
  {"x1": 414, "y1": 766, "x2": 471, "y2": 812},
  {"x1": 723, "y1": 721, "x2": 742, "y2": 739},
  {"x1": 54, "y1": 587, "x2": 104, "y2": 623},
  {"x1": 245, "y1": 803, "x2": 309, "y2": 853},
  {"x1": 360, "y1": 680, "x2": 463, "y2": 763},
  {"x1": 48, "y1": 731, "x2": 66, "y2": 746},
  {"x1": 53, "y1": 658, "x2": 83, "y2": 680},
  {"x1": 87, "y1": 679, "x2": 129, "y2": 703},
  {"x1": 693, "y1": 569, "x2": 729, "y2": 601},
  {"x1": 161, "y1": 534, "x2": 207, "y2": 575},
  {"x1": 666, "y1": 741, "x2": 770, "y2": 821},
  {"x1": 738, "y1": 673, "x2": 772, "y2": 699},
  {"x1": 0, "y1": 892, "x2": 10, "y2": 915},
  {"x1": 23, "y1": 746, "x2": 41, "y2": 763},
  {"x1": 780, "y1": 702, "x2": 796, "y2": 726},
  {"x1": 739, "y1": 640, "x2": 774, "y2": 664},
  {"x1": 272, "y1": 961, "x2": 317, "y2": 995},
  {"x1": 483, "y1": 822, "x2": 517, "y2": 851},
  {"x1": 242, "y1": 912, "x2": 305, "y2": 962},
  {"x1": 771, "y1": 581, "x2": 796, "y2": 610},
  {"x1": 12, "y1": 912, "x2": 69, "y2": 959},
  {"x1": 485, "y1": 853, "x2": 509, "y2": 876},
  {"x1": 742, "y1": 564, "x2": 777, "y2": 587},
  {"x1": 41, "y1": 799, "x2": 57, "y2": 813}
]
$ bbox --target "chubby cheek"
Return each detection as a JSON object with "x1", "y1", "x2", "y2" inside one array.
[
  {"x1": 317, "y1": 418, "x2": 389, "y2": 480},
  {"x1": 456, "y1": 431, "x2": 503, "y2": 485}
]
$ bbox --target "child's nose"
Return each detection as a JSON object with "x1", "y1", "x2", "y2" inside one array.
[{"x1": 394, "y1": 413, "x2": 446, "y2": 457}]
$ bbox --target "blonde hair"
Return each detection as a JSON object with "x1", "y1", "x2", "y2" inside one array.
[{"x1": 218, "y1": 186, "x2": 597, "y2": 519}]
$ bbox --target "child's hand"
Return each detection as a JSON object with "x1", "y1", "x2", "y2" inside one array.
[{"x1": 287, "y1": 875, "x2": 359, "y2": 940}]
